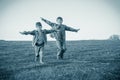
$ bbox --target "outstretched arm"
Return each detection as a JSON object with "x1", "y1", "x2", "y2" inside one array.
[
  {"x1": 65, "y1": 25, "x2": 80, "y2": 32},
  {"x1": 20, "y1": 30, "x2": 35, "y2": 35},
  {"x1": 40, "y1": 17, "x2": 55, "y2": 27},
  {"x1": 44, "y1": 29, "x2": 56, "y2": 34}
]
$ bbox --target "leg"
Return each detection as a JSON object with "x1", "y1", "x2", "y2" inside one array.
[
  {"x1": 34, "y1": 46, "x2": 39, "y2": 62},
  {"x1": 56, "y1": 40, "x2": 63, "y2": 59},
  {"x1": 39, "y1": 47, "x2": 44, "y2": 64},
  {"x1": 61, "y1": 41, "x2": 67, "y2": 59}
]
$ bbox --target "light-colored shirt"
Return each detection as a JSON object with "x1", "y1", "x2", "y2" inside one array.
[
  {"x1": 41, "y1": 18, "x2": 78, "y2": 41},
  {"x1": 25, "y1": 29, "x2": 55, "y2": 46}
]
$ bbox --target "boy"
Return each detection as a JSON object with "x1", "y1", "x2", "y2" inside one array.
[
  {"x1": 20, "y1": 22, "x2": 55, "y2": 64},
  {"x1": 40, "y1": 17, "x2": 80, "y2": 60}
]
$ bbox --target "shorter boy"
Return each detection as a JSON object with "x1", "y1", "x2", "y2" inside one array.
[{"x1": 20, "y1": 22, "x2": 55, "y2": 64}]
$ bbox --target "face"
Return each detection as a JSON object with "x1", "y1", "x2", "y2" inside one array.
[
  {"x1": 36, "y1": 25, "x2": 42, "y2": 30},
  {"x1": 56, "y1": 19, "x2": 63, "y2": 24}
]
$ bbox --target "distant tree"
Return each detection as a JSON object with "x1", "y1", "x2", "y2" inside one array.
[
  {"x1": 0, "y1": 40, "x2": 5, "y2": 42},
  {"x1": 109, "y1": 35, "x2": 120, "y2": 40}
]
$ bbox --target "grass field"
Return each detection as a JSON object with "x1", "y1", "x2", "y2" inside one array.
[{"x1": 0, "y1": 40, "x2": 120, "y2": 80}]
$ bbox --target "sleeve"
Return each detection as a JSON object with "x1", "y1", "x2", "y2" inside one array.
[
  {"x1": 28, "y1": 30, "x2": 35, "y2": 35},
  {"x1": 21, "y1": 30, "x2": 35, "y2": 35},
  {"x1": 44, "y1": 29, "x2": 56, "y2": 34},
  {"x1": 41, "y1": 18, "x2": 55, "y2": 27},
  {"x1": 65, "y1": 25, "x2": 78, "y2": 32}
]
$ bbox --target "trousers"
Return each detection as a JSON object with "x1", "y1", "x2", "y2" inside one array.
[{"x1": 56, "y1": 40, "x2": 67, "y2": 59}]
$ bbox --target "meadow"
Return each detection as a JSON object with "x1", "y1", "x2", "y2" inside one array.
[{"x1": 0, "y1": 40, "x2": 120, "y2": 80}]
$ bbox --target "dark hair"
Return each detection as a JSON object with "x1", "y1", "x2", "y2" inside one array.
[
  {"x1": 57, "y1": 17, "x2": 63, "y2": 21},
  {"x1": 36, "y1": 22, "x2": 42, "y2": 26}
]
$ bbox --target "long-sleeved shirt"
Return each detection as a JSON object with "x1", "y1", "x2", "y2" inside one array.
[
  {"x1": 24, "y1": 29, "x2": 55, "y2": 46},
  {"x1": 41, "y1": 18, "x2": 78, "y2": 41}
]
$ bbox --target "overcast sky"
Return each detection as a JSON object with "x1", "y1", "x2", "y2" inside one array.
[{"x1": 0, "y1": 0, "x2": 120, "y2": 41}]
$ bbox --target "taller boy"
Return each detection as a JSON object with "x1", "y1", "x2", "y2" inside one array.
[{"x1": 41, "y1": 17, "x2": 80, "y2": 59}]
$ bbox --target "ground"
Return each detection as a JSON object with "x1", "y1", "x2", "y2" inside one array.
[{"x1": 0, "y1": 40, "x2": 120, "y2": 80}]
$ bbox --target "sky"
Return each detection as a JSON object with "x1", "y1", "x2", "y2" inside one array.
[{"x1": 0, "y1": 0, "x2": 120, "y2": 41}]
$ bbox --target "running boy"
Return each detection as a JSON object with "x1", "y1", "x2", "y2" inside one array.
[
  {"x1": 40, "y1": 17, "x2": 80, "y2": 60},
  {"x1": 20, "y1": 22, "x2": 55, "y2": 64}
]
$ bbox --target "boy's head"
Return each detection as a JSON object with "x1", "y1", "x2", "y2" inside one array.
[
  {"x1": 56, "y1": 17, "x2": 63, "y2": 24},
  {"x1": 36, "y1": 22, "x2": 42, "y2": 30}
]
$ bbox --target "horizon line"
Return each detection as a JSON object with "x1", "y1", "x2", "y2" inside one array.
[{"x1": 0, "y1": 39, "x2": 111, "y2": 42}]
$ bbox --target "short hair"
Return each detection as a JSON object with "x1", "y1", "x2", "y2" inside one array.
[
  {"x1": 57, "y1": 17, "x2": 63, "y2": 21},
  {"x1": 36, "y1": 22, "x2": 42, "y2": 26}
]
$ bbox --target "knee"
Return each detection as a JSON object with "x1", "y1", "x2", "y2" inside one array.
[
  {"x1": 58, "y1": 48, "x2": 67, "y2": 52},
  {"x1": 35, "y1": 54, "x2": 39, "y2": 57},
  {"x1": 64, "y1": 48, "x2": 67, "y2": 51},
  {"x1": 39, "y1": 50, "x2": 44, "y2": 55},
  {"x1": 35, "y1": 52, "x2": 39, "y2": 57},
  {"x1": 62, "y1": 48, "x2": 67, "y2": 53},
  {"x1": 57, "y1": 48, "x2": 63, "y2": 52}
]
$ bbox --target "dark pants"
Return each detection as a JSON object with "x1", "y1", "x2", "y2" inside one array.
[{"x1": 56, "y1": 40, "x2": 67, "y2": 59}]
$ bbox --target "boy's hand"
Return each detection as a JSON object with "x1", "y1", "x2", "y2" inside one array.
[
  {"x1": 76, "y1": 29, "x2": 80, "y2": 32},
  {"x1": 19, "y1": 31, "x2": 27, "y2": 35},
  {"x1": 50, "y1": 33, "x2": 54, "y2": 38},
  {"x1": 19, "y1": 32, "x2": 23, "y2": 34},
  {"x1": 54, "y1": 29, "x2": 57, "y2": 32},
  {"x1": 40, "y1": 17, "x2": 44, "y2": 20}
]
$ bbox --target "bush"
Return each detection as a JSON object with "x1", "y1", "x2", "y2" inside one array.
[{"x1": 108, "y1": 35, "x2": 120, "y2": 40}]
